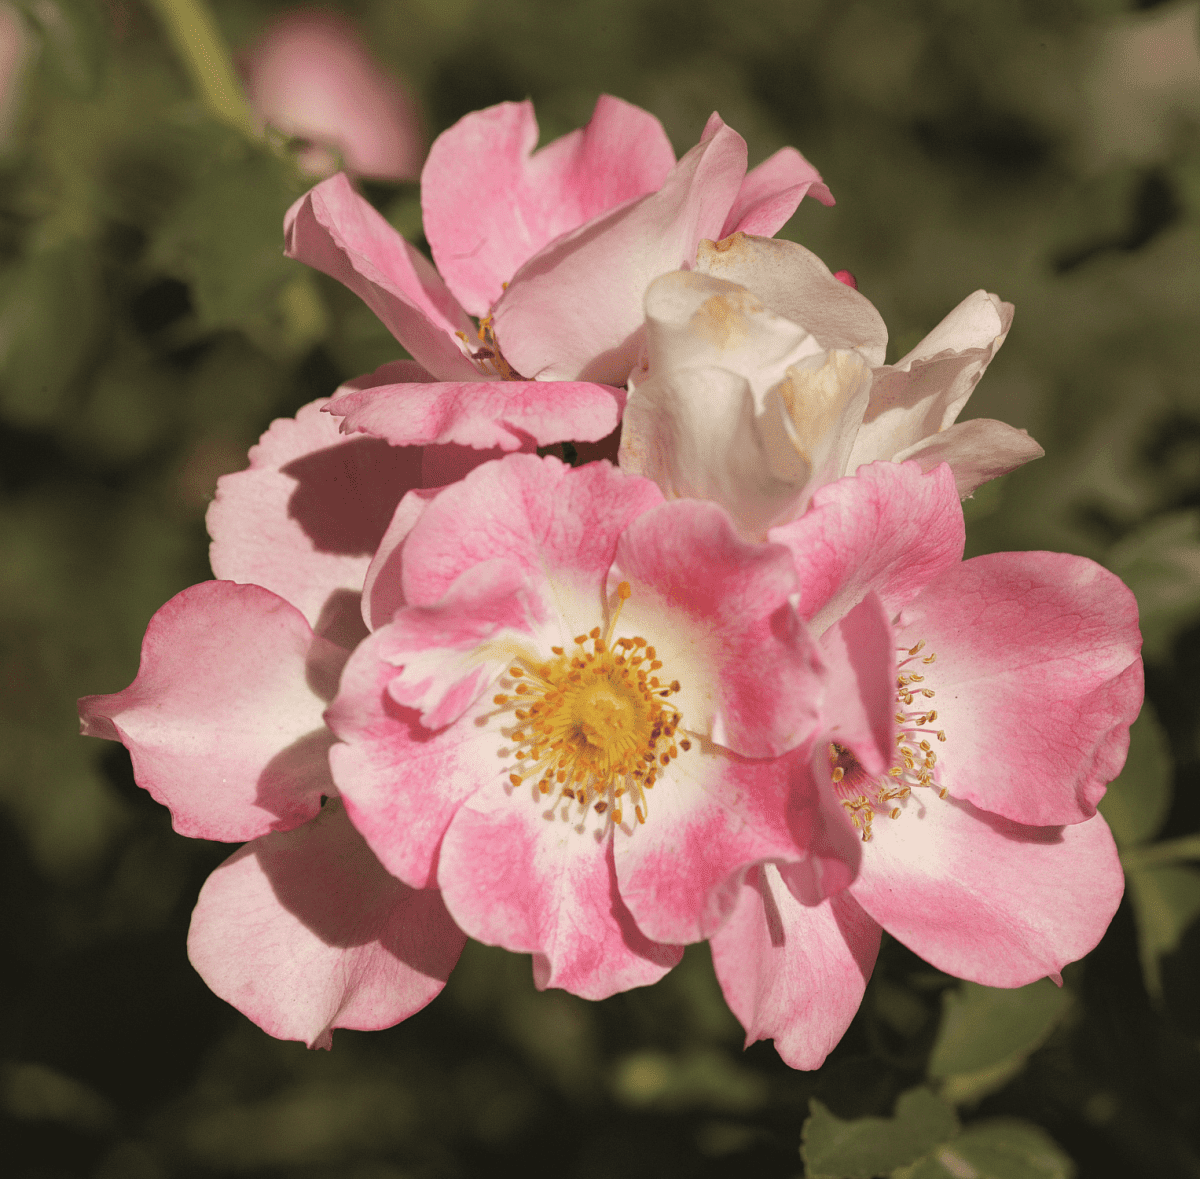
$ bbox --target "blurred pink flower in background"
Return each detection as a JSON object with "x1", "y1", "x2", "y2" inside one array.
[
  {"x1": 0, "y1": 3, "x2": 30, "y2": 147},
  {"x1": 242, "y1": 7, "x2": 424, "y2": 181}
]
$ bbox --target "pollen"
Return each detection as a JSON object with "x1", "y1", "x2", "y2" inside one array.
[
  {"x1": 829, "y1": 638, "x2": 950, "y2": 842},
  {"x1": 496, "y1": 582, "x2": 686, "y2": 830}
]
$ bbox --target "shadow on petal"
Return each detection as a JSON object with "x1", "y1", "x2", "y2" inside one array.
[{"x1": 283, "y1": 437, "x2": 424, "y2": 555}]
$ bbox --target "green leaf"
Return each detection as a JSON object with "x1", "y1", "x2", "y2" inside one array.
[
  {"x1": 1107, "y1": 511, "x2": 1200, "y2": 662},
  {"x1": 0, "y1": 241, "x2": 104, "y2": 427},
  {"x1": 894, "y1": 1119, "x2": 1074, "y2": 1179},
  {"x1": 1097, "y1": 702, "x2": 1172, "y2": 849},
  {"x1": 15, "y1": 0, "x2": 105, "y2": 97},
  {"x1": 801, "y1": 1088, "x2": 959, "y2": 1179},
  {"x1": 148, "y1": 139, "x2": 299, "y2": 332},
  {"x1": 1124, "y1": 863, "x2": 1200, "y2": 1002},
  {"x1": 927, "y1": 981, "x2": 1072, "y2": 1105}
]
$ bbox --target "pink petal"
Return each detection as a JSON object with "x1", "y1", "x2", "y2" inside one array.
[
  {"x1": 612, "y1": 498, "x2": 823, "y2": 757},
  {"x1": 720, "y1": 146, "x2": 834, "y2": 239},
  {"x1": 284, "y1": 173, "x2": 479, "y2": 380},
  {"x1": 897, "y1": 551, "x2": 1143, "y2": 826},
  {"x1": 492, "y1": 116, "x2": 750, "y2": 385},
  {"x1": 243, "y1": 9, "x2": 424, "y2": 182},
  {"x1": 361, "y1": 487, "x2": 442, "y2": 632},
  {"x1": 770, "y1": 460, "x2": 964, "y2": 637},
  {"x1": 613, "y1": 746, "x2": 815, "y2": 945},
  {"x1": 695, "y1": 234, "x2": 888, "y2": 367},
  {"x1": 385, "y1": 559, "x2": 547, "y2": 730},
  {"x1": 208, "y1": 399, "x2": 423, "y2": 636},
  {"x1": 847, "y1": 798, "x2": 1124, "y2": 987},
  {"x1": 325, "y1": 628, "x2": 496, "y2": 889},
  {"x1": 423, "y1": 96, "x2": 676, "y2": 317},
  {"x1": 327, "y1": 375, "x2": 625, "y2": 451},
  {"x1": 893, "y1": 418, "x2": 1045, "y2": 499},
  {"x1": 710, "y1": 867, "x2": 880, "y2": 1070},
  {"x1": 848, "y1": 291, "x2": 1013, "y2": 469},
  {"x1": 188, "y1": 798, "x2": 464, "y2": 1049},
  {"x1": 78, "y1": 582, "x2": 340, "y2": 841},
  {"x1": 819, "y1": 593, "x2": 895, "y2": 775},
  {"x1": 438, "y1": 786, "x2": 682, "y2": 999},
  {"x1": 398, "y1": 454, "x2": 663, "y2": 607}
]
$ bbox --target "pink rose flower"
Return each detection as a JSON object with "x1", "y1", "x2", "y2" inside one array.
[
  {"x1": 619, "y1": 233, "x2": 1044, "y2": 538},
  {"x1": 76, "y1": 403, "x2": 512, "y2": 1047},
  {"x1": 707, "y1": 460, "x2": 1142, "y2": 1068},
  {"x1": 325, "y1": 453, "x2": 829, "y2": 997},
  {"x1": 243, "y1": 8, "x2": 424, "y2": 181},
  {"x1": 283, "y1": 96, "x2": 832, "y2": 455}
]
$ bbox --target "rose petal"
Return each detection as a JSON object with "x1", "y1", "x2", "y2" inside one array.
[
  {"x1": 397, "y1": 454, "x2": 663, "y2": 608},
  {"x1": 897, "y1": 550, "x2": 1143, "y2": 826},
  {"x1": 492, "y1": 115, "x2": 749, "y2": 385},
  {"x1": 284, "y1": 173, "x2": 479, "y2": 379},
  {"x1": 710, "y1": 867, "x2": 880, "y2": 1070},
  {"x1": 695, "y1": 233, "x2": 888, "y2": 367},
  {"x1": 327, "y1": 375, "x2": 625, "y2": 451},
  {"x1": 613, "y1": 746, "x2": 815, "y2": 944},
  {"x1": 893, "y1": 418, "x2": 1045, "y2": 499},
  {"x1": 208, "y1": 399, "x2": 422, "y2": 635},
  {"x1": 610, "y1": 498, "x2": 823, "y2": 757},
  {"x1": 78, "y1": 582, "x2": 339, "y2": 841},
  {"x1": 423, "y1": 95, "x2": 676, "y2": 317},
  {"x1": 438, "y1": 784, "x2": 682, "y2": 998},
  {"x1": 770, "y1": 460, "x2": 964, "y2": 637},
  {"x1": 188, "y1": 798, "x2": 465, "y2": 1048},
  {"x1": 848, "y1": 290, "x2": 1013, "y2": 468},
  {"x1": 720, "y1": 145, "x2": 835, "y2": 238},
  {"x1": 847, "y1": 797, "x2": 1124, "y2": 987}
]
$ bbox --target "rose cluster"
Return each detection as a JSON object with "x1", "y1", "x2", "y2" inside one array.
[{"x1": 79, "y1": 96, "x2": 1141, "y2": 1068}]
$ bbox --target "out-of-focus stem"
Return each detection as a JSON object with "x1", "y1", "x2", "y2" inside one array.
[
  {"x1": 143, "y1": 0, "x2": 258, "y2": 138},
  {"x1": 1121, "y1": 834, "x2": 1200, "y2": 872}
]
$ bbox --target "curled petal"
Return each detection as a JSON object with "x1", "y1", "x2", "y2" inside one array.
[
  {"x1": 327, "y1": 374, "x2": 625, "y2": 451},
  {"x1": 720, "y1": 145, "x2": 835, "y2": 238},
  {"x1": 492, "y1": 115, "x2": 749, "y2": 385},
  {"x1": 78, "y1": 582, "x2": 339, "y2": 841},
  {"x1": 284, "y1": 173, "x2": 479, "y2": 380},
  {"x1": 848, "y1": 290, "x2": 1013, "y2": 468},
  {"x1": 423, "y1": 95, "x2": 676, "y2": 316},
  {"x1": 894, "y1": 418, "x2": 1045, "y2": 499},
  {"x1": 695, "y1": 233, "x2": 888, "y2": 367},
  {"x1": 189, "y1": 799, "x2": 465, "y2": 1048},
  {"x1": 710, "y1": 867, "x2": 879, "y2": 1070}
]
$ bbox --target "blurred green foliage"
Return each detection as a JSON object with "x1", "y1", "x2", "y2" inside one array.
[{"x1": 3, "y1": 0, "x2": 1200, "y2": 1176}]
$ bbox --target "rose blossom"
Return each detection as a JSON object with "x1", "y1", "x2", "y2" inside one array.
[
  {"x1": 705, "y1": 459, "x2": 1141, "y2": 1068},
  {"x1": 619, "y1": 232, "x2": 1044, "y2": 538},
  {"x1": 76, "y1": 403, "x2": 508, "y2": 1047},
  {"x1": 283, "y1": 95, "x2": 832, "y2": 456},
  {"x1": 243, "y1": 7, "x2": 424, "y2": 181},
  {"x1": 324, "y1": 453, "x2": 838, "y2": 996}
]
